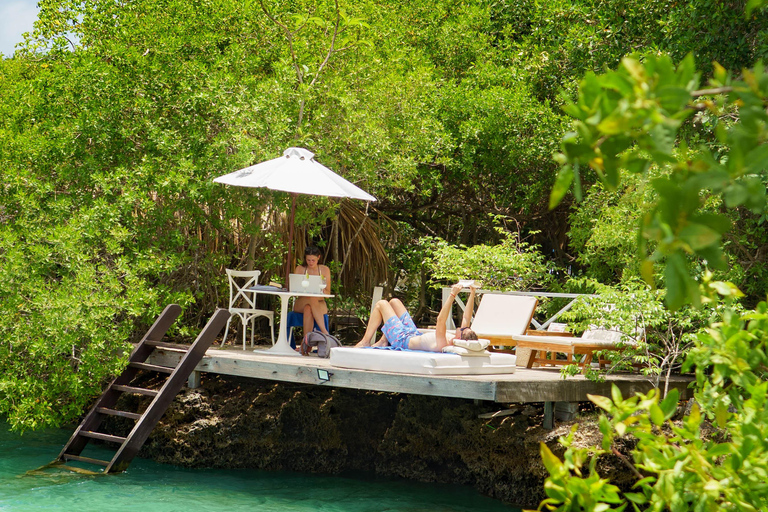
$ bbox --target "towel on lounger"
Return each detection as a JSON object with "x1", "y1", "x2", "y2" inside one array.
[
  {"x1": 443, "y1": 338, "x2": 492, "y2": 356},
  {"x1": 442, "y1": 345, "x2": 491, "y2": 357},
  {"x1": 453, "y1": 338, "x2": 490, "y2": 352}
]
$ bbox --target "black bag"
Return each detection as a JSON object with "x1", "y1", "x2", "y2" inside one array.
[{"x1": 301, "y1": 331, "x2": 343, "y2": 357}]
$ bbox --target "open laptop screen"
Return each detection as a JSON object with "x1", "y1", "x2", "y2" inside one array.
[{"x1": 288, "y1": 274, "x2": 324, "y2": 294}]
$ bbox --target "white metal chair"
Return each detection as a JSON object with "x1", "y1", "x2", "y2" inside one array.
[{"x1": 221, "y1": 269, "x2": 275, "y2": 349}]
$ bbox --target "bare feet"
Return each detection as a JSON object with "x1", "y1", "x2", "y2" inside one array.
[
  {"x1": 373, "y1": 338, "x2": 389, "y2": 347},
  {"x1": 354, "y1": 338, "x2": 371, "y2": 348}
]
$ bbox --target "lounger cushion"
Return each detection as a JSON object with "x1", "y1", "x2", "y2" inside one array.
[
  {"x1": 512, "y1": 334, "x2": 576, "y2": 346},
  {"x1": 513, "y1": 329, "x2": 637, "y2": 348},
  {"x1": 329, "y1": 347, "x2": 517, "y2": 375},
  {"x1": 471, "y1": 294, "x2": 538, "y2": 339}
]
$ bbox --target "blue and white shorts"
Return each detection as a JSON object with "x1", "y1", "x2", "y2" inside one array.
[{"x1": 382, "y1": 311, "x2": 420, "y2": 350}]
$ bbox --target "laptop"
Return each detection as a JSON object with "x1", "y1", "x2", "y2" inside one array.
[{"x1": 288, "y1": 273, "x2": 324, "y2": 294}]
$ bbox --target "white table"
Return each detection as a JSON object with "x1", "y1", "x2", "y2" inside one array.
[{"x1": 247, "y1": 288, "x2": 334, "y2": 356}]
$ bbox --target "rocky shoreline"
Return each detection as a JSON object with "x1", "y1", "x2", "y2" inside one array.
[{"x1": 105, "y1": 374, "x2": 624, "y2": 509}]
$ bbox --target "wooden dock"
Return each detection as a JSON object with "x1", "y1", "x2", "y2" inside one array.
[{"x1": 146, "y1": 344, "x2": 694, "y2": 404}]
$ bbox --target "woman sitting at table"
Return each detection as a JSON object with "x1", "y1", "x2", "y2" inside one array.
[
  {"x1": 355, "y1": 282, "x2": 479, "y2": 351},
  {"x1": 293, "y1": 245, "x2": 332, "y2": 343}
]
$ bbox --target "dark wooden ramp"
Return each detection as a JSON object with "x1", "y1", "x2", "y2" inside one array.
[{"x1": 55, "y1": 305, "x2": 230, "y2": 473}]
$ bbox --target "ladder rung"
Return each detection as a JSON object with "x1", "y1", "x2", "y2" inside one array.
[
  {"x1": 144, "y1": 340, "x2": 190, "y2": 352},
  {"x1": 79, "y1": 430, "x2": 127, "y2": 443},
  {"x1": 56, "y1": 464, "x2": 102, "y2": 476},
  {"x1": 112, "y1": 385, "x2": 159, "y2": 397},
  {"x1": 129, "y1": 362, "x2": 174, "y2": 374},
  {"x1": 61, "y1": 454, "x2": 110, "y2": 467},
  {"x1": 96, "y1": 407, "x2": 141, "y2": 421}
]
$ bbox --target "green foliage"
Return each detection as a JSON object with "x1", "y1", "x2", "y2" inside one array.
[
  {"x1": 568, "y1": 171, "x2": 768, "y2": 306},
  {"x1": 553, "y1": 53, "x2": 768, "y2": 309},
  {"x1": 562, "y1": 277, "x2": 736, "y2": 392},
  {"x1": 538, "y1": 300, "x2": 768, "y2": 511},
  {"x1": 0, "y1": 0, "x2": 766, "y2": 444},
  {"x1": 538, "y1": 4, "x2": 768, "y2": 510},
  {"x1": 567, "y1": 176, "x2": 650, "y2": 283},
  {"x1": 424, "y1": 230, "x2": 553, "y2": 292}
]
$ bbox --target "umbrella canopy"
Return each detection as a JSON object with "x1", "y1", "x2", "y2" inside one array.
[
  {"x1": 214, "y1": 147, "x2": 376, "y2": 201},
  {"x1": 214, "y1": 147, "x2": 376, "y2": 280}
]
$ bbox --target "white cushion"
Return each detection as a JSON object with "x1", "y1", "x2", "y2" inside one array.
[
  {"x1": 582, "y1": 328, "x2": 624, "y2": 342},
  {"x1": 329, "y1": 347, "x2": 517, "y2": 375},
  {"x1": 511, "y1": 334, "x2": 576, "y2": 346},
  {"x1": 471, "y1": 294, "x2": 538, "y2": 338}
]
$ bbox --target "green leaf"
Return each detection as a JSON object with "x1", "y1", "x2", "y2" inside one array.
[
  {"x1": 590, "y1": 394, "x2": 614, "y2": 411},
  {"x1": 724, "y1": 183, "x2": 749, "y2": 207},
  {"x1": 650, "y1": 404, "x2": 665, "y2": 426},
  {"x1": 624, "y1": 157, "x2": 649, "y2": 175},
  {"x1": 599, "y1": 415, "x2": 613, "y2": 450},
  {"x1": 657, "y1": 85, "x2": 692, "y2": 111},
  {"x1": 540, "y1": 442, "x2": 563, "y2": 475},
  {"x1": 696, "y1": 244, "x2": 728, "y2": 270},
  {"x1": 624, "y1": 492, "x2": 648, "y2": 504},
  {"x1": 679, "y1": 222, "x2": 722, "y2": 251},
  {"x1": 743, "y1": 144, "x2": 768, "y2": 175},
  {"x1": 665, "y1": 252, "x2": 695, "y2": 310},
  {"x1": 746, "y1": 0, "x2": 767, "y2": 15},
  {"x1": 659, "y1": 388, "x2": 679, "y2": 419},
  {"x1": 707, "y1": 443, "x2": 732, "y2": 458},
  {"x1": 690, "y1": 212, "x2": 732, "y2": 234},
  {"x1": 611, "y1": 385, "x2": 623, "y2": 404},
  {"x1": 715, "y1": 401, "x2": 729, "y2": 427},
  {"x1": 550, "y1": 165, "x2": 574, "y2": 209},
  {"x1": 640, "y1": 259, "x2": 655, "y2": 286},
  {"x1": 600, "y1": 71, "x2": 634, "y2": 97}
]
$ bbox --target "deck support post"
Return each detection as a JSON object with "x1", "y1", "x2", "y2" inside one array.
[
  {"x1": 555, "y1": 401, "x2": 579, "y2": 422},
  {"x1": 543, "y1": 401, "x2": 554, "y2": 430},
  {"x1": 187, "y1": 370, "x2": 201, "y2": 389}
]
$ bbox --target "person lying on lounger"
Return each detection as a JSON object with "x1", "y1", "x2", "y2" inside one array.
[{"x1": 355, "y1": 282, "x2": 479, "y2": 351}]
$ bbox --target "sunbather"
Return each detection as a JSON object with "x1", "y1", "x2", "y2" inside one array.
[{"x1": 355, "y1": 282, "x2": 479, "y2": 351}]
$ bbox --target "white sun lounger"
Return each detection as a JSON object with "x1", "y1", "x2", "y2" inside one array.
[
  {"x1": 329, "y1": 347, "x2": 517, "y2": 375},
  {"x1": 328, "y1": 293, "x2": 539, "y2": 375}
]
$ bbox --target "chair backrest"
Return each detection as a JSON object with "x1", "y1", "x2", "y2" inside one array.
[
  {"x1": 470, "y1": 294, "x2": 538, "y2": 337},
  {"x1": 225, "y1": 269, "x2": 261, "y2": 310},
  {"x1": 369, "y1": 286, "x2": 383, "y2": 317}
]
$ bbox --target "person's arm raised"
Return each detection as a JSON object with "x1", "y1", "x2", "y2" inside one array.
[
  {"x1": 435, "y1": 283, "x2": 464, "y2": 340},
  {"x1": 460, "y1": 283, "x2": 478, "y2": 329}
]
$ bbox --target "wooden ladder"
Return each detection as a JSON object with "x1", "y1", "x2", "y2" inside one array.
[{"x1": 55, "y1": 305, "x2": 230, "y2": 474}]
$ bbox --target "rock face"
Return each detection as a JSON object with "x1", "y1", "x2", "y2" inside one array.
[{"x1": 107, "y1": 375, "x2": 596, "y2": 509}]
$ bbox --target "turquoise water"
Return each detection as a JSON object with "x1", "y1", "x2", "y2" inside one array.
[{"x1": 0, "y1": 427, "x2": 520, "y2": 511}]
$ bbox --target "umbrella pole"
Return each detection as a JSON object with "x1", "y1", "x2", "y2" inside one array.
[{"x1": 285, "y1": 193, "x2": 298, "y2": 283}]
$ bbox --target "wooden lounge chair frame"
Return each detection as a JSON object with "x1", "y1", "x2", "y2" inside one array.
[{"x1": 511, "y1": 329, "x2": 630, "y2": 373}]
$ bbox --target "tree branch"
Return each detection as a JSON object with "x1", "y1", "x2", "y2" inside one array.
[{"x1": 308, "y1": 0, "x2": 340, "y2": 89}]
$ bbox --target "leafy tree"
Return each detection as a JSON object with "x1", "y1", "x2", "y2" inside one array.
[
  {"x1": 425, "y1": 230, "x2": 553, "y2": 292},
  {"x1": 538, "y1": 8, "x2": 768, "y2": 508},
  {"x1": 560, "y1": 277, "x2": 737, "y2": 395}
]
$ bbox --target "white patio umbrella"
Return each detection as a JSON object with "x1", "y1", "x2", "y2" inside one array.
[{"x1": 214, "y1": 147, "x2": 376, "y2": 280}]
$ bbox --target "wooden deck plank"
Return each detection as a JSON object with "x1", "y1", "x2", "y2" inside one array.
[{"x1": 146, "y1": 345, "x2": 694, "y2": 403}]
